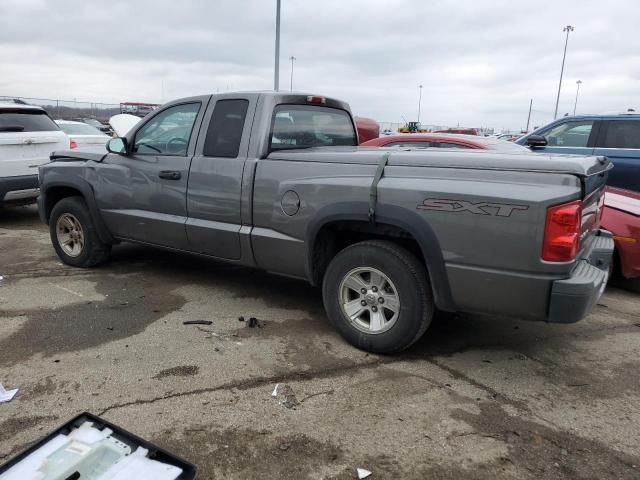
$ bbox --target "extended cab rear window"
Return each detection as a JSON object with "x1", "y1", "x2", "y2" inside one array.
[
  {"x1": 204, "y1": 99, "x2": 249, "y2": 158},
  {"x1": 0, "y1": 109, "x2": 60, "y2": 132},
  {"x1": 269, "y1": 105, "x2": 357, "y2": 151}
]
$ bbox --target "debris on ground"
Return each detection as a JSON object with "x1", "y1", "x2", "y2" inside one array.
[
  {"x1": 0, "y1": 383, "x2": 18, "y2": 403},
  {"x1": 357, "y1": 467, "x2": 372, "y2": 479},
  {"x1": 280, "y1": 384, "x2": 299, "y2": 409},
  {"x1": 272, "y1": 384, "x2": 279, "y2": 397},
  {"x1": 238, "y1": 316, "x2": 245, "y2": 322},
  {"x1": 247, "y1": 317, "x2": 258, "y2": 328},
  {"x1": 183, "y1": 320, "x2": 213, "y2": 325}
]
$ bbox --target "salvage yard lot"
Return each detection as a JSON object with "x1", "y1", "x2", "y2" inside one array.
[{"x1": 1, "y1": 206, "x2": 639, "y2": 479}]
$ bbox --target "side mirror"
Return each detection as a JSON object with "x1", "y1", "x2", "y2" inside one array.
[
  {"x1": 527, "y1": 135, "x2": 547, "y2": 149},
  {"x1": 107, "y1": 137, "x2": 128, "y2": 155}
]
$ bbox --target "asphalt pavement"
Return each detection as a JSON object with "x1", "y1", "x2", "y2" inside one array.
[{"x1": 1, "y1": 205, "x2": 639, "y2": 479}]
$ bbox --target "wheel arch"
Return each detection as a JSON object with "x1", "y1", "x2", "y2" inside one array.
[
  {"x1": 41, "y1": 179, "x2": 113, "y2": 244},
  {"x1": 306, "y1": 202, "x2": 456, "y2": 312}
]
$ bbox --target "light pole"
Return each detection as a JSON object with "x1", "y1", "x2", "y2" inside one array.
[
  {"x1": 573, "y1": 80, "x2": 582, "y2": 115},
  {"x1": 274, "y1": 0, "x2": 281, "y2": 91},
  {"x1": 553, "y1": 25, "x2": 574, "y2": 120},
  {"x1": 417, "y1": 85, "x2": 423, "y2": 123},
  {"x1": 289, "y1": 56, "x2": 296, "y2": 92}
]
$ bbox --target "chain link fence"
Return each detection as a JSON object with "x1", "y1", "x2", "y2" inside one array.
[
  {"x1": 0, "y1": 95, "x2": 120, "y2": 122},
  {"x1": 2, "y1": 96, "x2": 507, "y2": 135}
]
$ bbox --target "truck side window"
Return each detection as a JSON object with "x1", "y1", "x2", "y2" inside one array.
[
  {"x1": 203, "y1": 99, "x2": 249, "y2": 158},
  {"x1": 543, "y1": 121, "x2": 593, "y2": 147},
  {"x1": 599, "y1": 121, "x2": 640, "y2": 149},
  {"x1": 133, "y1": 103, "x2": 200, "y2": 156}
]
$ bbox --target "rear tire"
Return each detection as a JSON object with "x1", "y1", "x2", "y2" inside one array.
[
  {"x1": 49, "y1": 196, "x2": 111, "y2": 267},
  {"x1": 322, "y1": 240, "x2": 434, "y2": 354}
]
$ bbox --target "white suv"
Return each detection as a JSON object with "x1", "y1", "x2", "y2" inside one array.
[{"x1": 0, "y1": 102, "x2": 70, "y2": 205}]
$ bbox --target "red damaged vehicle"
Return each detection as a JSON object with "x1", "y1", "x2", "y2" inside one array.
[
  {"x1": 360, "y1": 133, "x2": 529, "y2": 152},
  {"x1": 602, "y1": 187, "x2": 640, "y2": 291}
]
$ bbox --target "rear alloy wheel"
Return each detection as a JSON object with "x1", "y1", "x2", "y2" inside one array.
[
  {"x1": 339, "y1": 267, "x2": 400, "y2": 334},
  {"x1": 49, "y1": 196, "x2": 111, "y2": 268},
  {"x1": 323, "y1": 240, "x2": 434, "y2": 354}
]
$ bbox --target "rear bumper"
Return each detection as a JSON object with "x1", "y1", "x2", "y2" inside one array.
[
  {"x1": 0, "y1": 174, "x2": 39, "y2": 203},
  {"x1": 547, "y1": 230, "x2": 614, "y2": 323}
]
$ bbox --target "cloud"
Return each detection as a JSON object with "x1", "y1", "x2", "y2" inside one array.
[{"x1": 1, "y1": 0, "x2": 638, "y2": 130}]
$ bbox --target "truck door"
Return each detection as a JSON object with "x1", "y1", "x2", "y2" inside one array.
[
  {"x1": 95, "y1": 101, "x2": 204, "y2": 249},
  {"x1": 593, "y1": 119, "x2": 640, "y2": 192},
  {"x1": 185, "y1": 98, "x2": 253, "y2": 259}
]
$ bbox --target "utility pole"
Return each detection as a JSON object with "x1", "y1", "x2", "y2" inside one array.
[
  {"x1": 526, "y1": 98, "x2": 533, "y2": 133},
  {"x1": 274, "y1": 0, "x2": 281, "y2": 91},
  {"x1": 553, "y1": 25, "x2": 574, "y2": 120},
  {"x1": 289, "y1": 56, "x2": 296, "y2": 92},
  {"x1": 417, "y1": 85, "x2": 423, "y2": 123},
  {"x1": 573, "y1": 80, "x2": 582, "y2": 115}
]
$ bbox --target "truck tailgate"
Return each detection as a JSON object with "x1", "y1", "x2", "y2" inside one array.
[{"x1": 579, "y1": 156, "x2": 612, "y2": 255}]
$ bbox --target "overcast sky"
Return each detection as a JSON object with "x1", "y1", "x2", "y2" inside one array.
[{"x1": 1, "y1": 0, "x2": 639, "y2": 131}]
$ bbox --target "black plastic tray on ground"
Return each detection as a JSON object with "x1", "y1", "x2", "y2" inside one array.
[{"x1": 0, "y1": 412, "x2": 197, "y2": 479}]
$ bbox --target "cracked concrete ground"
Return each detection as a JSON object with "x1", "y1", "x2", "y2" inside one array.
[{"x1": 1, "y1": 205, "x2": 639, "y2": 479}]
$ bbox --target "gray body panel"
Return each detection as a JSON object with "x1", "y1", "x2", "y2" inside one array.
[{"x1": 38, "y1": 91, "x2": 613, "y2": 323}]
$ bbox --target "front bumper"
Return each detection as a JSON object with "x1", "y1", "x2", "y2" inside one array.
[{"x1": 547, "y1": 230, "x2": 614, "y2": 323}]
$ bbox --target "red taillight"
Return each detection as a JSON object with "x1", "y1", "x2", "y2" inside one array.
[
  {"x1": 307, "y1": 95, "x2": 327, "y2": 105},
  {"x1": 542, "y1": 200, "x2": 582, "y2": 262},
  {"x1": 70, "y1": 139, "x2": 78, "y2": 149}
]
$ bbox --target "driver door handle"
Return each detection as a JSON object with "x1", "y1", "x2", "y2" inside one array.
[{"x1": 159, "y1": 170, "x2": 181, "y2": 180}]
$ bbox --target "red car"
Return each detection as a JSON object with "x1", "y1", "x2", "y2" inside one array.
[
  {"x1": 602, "y1": 187, "x2": 640, "y2": 291},
  {"x1": 360, "y1": 133, "x2": 529, "y2": 152}
]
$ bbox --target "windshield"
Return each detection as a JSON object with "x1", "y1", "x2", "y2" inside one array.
[
  {"x1": 58, "y1": 123, "x2": 106, "y2": 136},
  {"x1": 269, "y1": 105, "x2": 356, "y2": 151}
]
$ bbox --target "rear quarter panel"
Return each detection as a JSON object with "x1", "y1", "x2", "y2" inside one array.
[{"x1": 252, "y1": 158, "x2": 583, "y2": 318}]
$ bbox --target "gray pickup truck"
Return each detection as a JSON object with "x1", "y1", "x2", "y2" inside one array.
[{"x1": 38, "y1": 92, "x2": 614, "y2": 353}]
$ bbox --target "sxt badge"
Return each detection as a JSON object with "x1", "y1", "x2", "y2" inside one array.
[{"x1": 417, "y1": 198, "x2": 529, "y2": 217}]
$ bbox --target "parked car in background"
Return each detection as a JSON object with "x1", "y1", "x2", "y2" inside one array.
[
  {"x1": 119, "y1": 102, "x2": 160, "y2": 117},
  {"x1": 354, "y1": 116, "x2": 380, "y2": 144},
  {"x1": 80, "y1": 118, "x2": 112, "y2": 135},
  {"x1": 602, "y1": 186, "x2": 640, "y2": 291},
  {"x1": 496, "y1": 133, "x2": 522, "y2": 142},
  {"x1": 434, "y1": 127, "x2": 478, "y2": 135},
  {"x1": 517, "y1": 113, "x2": 640, "y2": 191},
  {"x1": 360, "y1": 133, "x2": 530, "y2": 152},
  {"x1": 0, "y1": 102, "x2": 69, "y2": 205},
  {"x1": 108, "y1": 113, "x2": 141, "y2": 137},
  {"x1": 55, "y1": 120, "x2": 110, "y2": 153}
]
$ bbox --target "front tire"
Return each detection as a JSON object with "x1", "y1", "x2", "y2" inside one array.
[
  {"x1": 49, "y1": 196, "x2": 111, "y2": 267},
  {"x1": 322, "y1": 240, "x2": 434, "y2": 354}
]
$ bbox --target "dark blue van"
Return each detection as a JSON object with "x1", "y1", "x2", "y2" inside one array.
[{"x1": 517, "y1": 113, "x2": 640, "y2": 191}]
